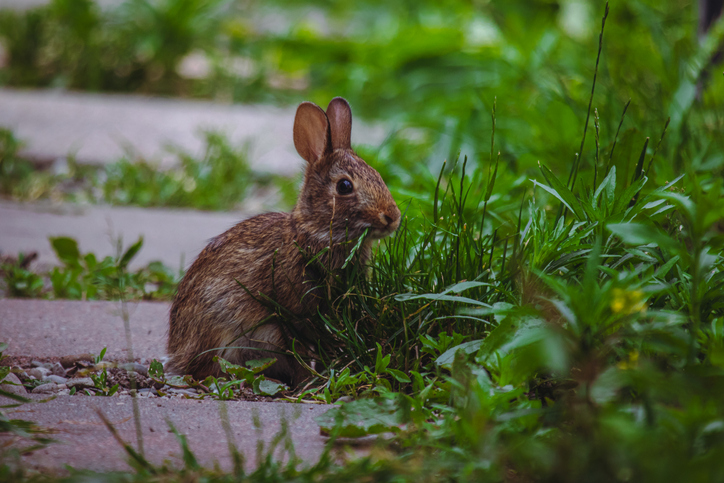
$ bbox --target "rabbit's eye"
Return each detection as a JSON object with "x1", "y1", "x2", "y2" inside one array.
[{"x1": 336, "y1": 179, "x2": 354, "y2": 195}]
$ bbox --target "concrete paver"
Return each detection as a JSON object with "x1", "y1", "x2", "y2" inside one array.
[
  {"x1": 0, "y1": 0, "x2": 121, "y2": 9},
  {"x1": 0, "y1": 298, "x2": 336, "y2": 473},
  {"x1": 0, "y1": 88, "x2": 385, "y2": 175},
  {"x1": 3, "y1": 395, "x2": 330, "y2": 473},
  {"x1": 0, "y1": 299, "x2": 169, "y2": 362},
  {"x1": 0, "y1": 0, "x2": 59, "y2": 10},
  {"x1": 0, "y1": 200, "x2": 247, "y2": 270}
]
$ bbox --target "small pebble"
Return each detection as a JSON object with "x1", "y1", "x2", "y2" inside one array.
[
  {"x1": 49, "y1": 362, "x2": 66, "y2": 377},
  {"x1": 137, "y1": 388, "x2": 158, "y2": 397},
  {"x1": 120, "y1": 362, "x2": 148, "y2": 376},
  {"x1": 44, "y1": 375, "x2": 68, "y2": 384},
  {"x1": 60, "y1": 353, "x2": 95, "y2": 368},
  {"x1": 32, "y1": 383, "x2": 58, "y2": 394},
  {"x1": 165, "y1": 388, "x2": 198, "y2": 397},
  {"x1": 28, "y1": 368, "x2": 50, "y2": 380},
  {"x1": 66, "y1": 377, "x2": 95, "y2": 389}
]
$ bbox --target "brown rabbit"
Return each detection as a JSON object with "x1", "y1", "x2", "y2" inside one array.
[{"x1": 166, "y1": 97, "x2": 401, "y2": 387}]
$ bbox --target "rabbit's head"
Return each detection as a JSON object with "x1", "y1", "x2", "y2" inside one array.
[{"x1": 292, "y1": 97, "x2": 400, "y2": 243}]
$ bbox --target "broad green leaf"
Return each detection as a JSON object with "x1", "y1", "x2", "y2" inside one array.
[
  {"x1": 245, "y1": 358, "x2": 277, "y2": 373},
  {"x1": 216, "y1": 356, "x2": 255, "y2": 382},
  {"x1": 386, "y1": 369, "x2": 411, "y2": 383},
  {"x1": 435, "y1": 340, "x2": 484, "y2": 368},
  {"x1": 476, "y1": 316, "x2": 547, "y2": 365},
  {"x1": 594, "y1": 166, "x2": 616, "y2": 204},
  {"x1": 162, "y1": 375, "x2": 190, "y2": 387},
  {"x1": 653, "y1": 256, "x2": 680, "y2": 279},
  {"x1": 590, "y1": 366, "x2": 628, "y2": 405},
  {"x1": 374, "y1": 343, "x2": 390, "y2": 374},
  {"x1": 253, "y1": 378, "x2": 287, "y2": 396},
  {"x1": 149, "y1": 359, "x2": 164, "y2": 379},
  {"x1": 537, "y1": 162, "x2": 585, "y2": 219},
  {"x1": 50, "y1": 237, "x2": 81, "y2": 267},
  {"x1": 613, "y1": 175, "x2": 647, "y2": 214},
  {"x1": 607, "y1": 223, "x2": 680, "y2": 254},
  {"x1": 119, "y1": 236, "x2": 144, "y2": 269},
  {"x1": 657, "y1": 191, "x2": 695, "y2": 221},
  {"x1": 315, "y1": 398, "x2": 404, "y2": 438}
]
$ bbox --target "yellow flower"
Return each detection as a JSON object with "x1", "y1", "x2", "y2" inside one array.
[
  {"x1": 610, "y1": 288, "x2": 646, "y2": 315},
  {"x1": 617, "y1": 350, "x2": 639, "y2": 370}
]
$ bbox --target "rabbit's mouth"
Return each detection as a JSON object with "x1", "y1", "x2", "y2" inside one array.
[
  {"x1": 369, "y1": 227, "x2": 396, "y2": 239},
  {"x1": 367, "y1": 212, "x2": 401, "y2": 239}
]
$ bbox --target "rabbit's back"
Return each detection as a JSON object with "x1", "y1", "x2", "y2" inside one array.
[{"x1": 166, "y1": 212, "x2": 313, "y2": 384}]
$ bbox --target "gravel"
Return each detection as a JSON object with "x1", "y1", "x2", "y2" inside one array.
[
  {"x1": 32, "y1": 382, "x2": 67, "y2": 394},
  {"x1": 6, "y1": 355, "x2": 282, "y2": 402}
]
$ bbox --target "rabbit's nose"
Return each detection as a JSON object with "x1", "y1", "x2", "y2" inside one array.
[{"x1": 379, "y1": 212, "x2": 400, "y2": 230}]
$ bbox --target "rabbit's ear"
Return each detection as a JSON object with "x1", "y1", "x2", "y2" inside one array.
[
  {"x1": 326, "y1": 97, "x2": 352, "y2": 150},
  {"x1": 294, "y1": 102, "x2": 331, "y2": 163}
]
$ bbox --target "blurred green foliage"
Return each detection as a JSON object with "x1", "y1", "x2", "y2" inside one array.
[
  {"x1": 102, "y1": 131, "x2": 257, "y2": 209},
  {"x1": 1, "y1": 0, "x2": 722, "y2": 188},
  {"x1": 0, "y1": 128, "x2": 290, "y2": 210},
  {"x1": 1, "y1": 236, "x2": 179, "y2": 300}
]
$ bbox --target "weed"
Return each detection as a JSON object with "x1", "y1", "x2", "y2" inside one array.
[
  {"x1": 1, "y1": 236, "x2": 180, "y2": 301},
  {"x1": 102, "y1": 131, "x2": 258, "y2": 210},
  {"x1": 48, "y1": 236, "x2": 176, "y2": 301},
  {"x1": 0, "y1": 128, "x2": 288, "y2": 211},
  {"x1": 0, "y1": 253, "x2": 44, "y2": 298},
  {"x1": 87, "y1": 347, "x2": 120, "y2": 396},
  {"x1": 149, "y1": 356, "x2": 289, "y2": 399},
  {"x1": 203, "y1": 357, "x2": 289, "y2": 398}
]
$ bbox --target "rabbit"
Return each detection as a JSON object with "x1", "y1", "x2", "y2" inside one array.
[{"x1": 166, "y1": 97, "x2": 401, "y2": 387}]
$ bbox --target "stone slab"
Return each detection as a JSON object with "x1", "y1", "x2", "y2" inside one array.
[
  {"x1": 2, "y1": 395, "x2": 331, "y2": 473},
  {"x1": 0, "y1": 299, "x2": 169, "y2": 362},
  {"x1": 0, "y1": 88, "x2": 385, "y2": 175},
  {"x1": 0, "y1": 200, "x2": 248, "y2": 270},
  {"x1": 0, "y1": 0, "x2": 61, "y2": 10},
  {"x1": 0, "y1": 298, "x2": 336, "y2": 474}
]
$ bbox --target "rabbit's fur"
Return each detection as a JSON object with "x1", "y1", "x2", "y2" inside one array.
[{"x1": 166, "y1": 97, "x2": 401, "y2": 387}]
